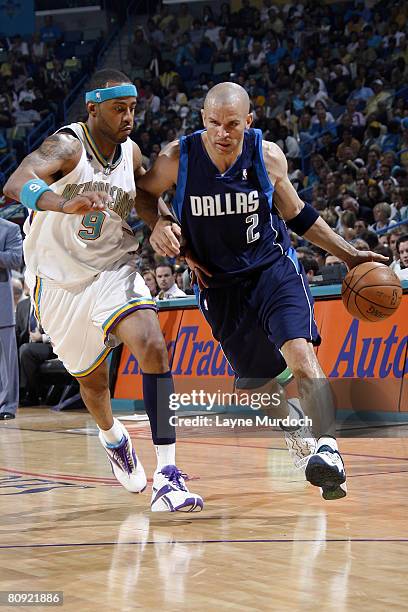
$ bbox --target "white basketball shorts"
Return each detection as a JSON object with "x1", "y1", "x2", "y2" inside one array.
[{"x1": 27, "y1": 256, "x2": 157, "y2": 377}]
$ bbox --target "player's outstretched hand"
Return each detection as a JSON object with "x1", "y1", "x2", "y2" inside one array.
[
  {"x1": 184, "y1": 248, "x2": 213, "y2": 290},
  {"x1": 61, "y1": 191, "x2": 112, "y2": 214},
  {"x1": 344, "y1": 250, "x2": 390, "y2": 270},
  {"x1": 150, "y1": 216, "x2": 181, "y2": 257}
]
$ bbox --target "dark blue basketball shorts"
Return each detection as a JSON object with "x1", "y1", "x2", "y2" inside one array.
[{"x1": 197, "y1": 252, "x2": 321, "y2": 381}]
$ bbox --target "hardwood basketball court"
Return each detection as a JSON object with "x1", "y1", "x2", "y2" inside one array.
[{"x1": 1, "y1": 408, "x2": 408, "y2": 611}]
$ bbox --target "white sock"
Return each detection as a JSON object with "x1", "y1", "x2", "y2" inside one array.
[
  {"x1": 99, "y1": 418, "x2": 124, "y2": 446},
  {"x1": 318, "y1": 436, "x2": 338, "y2": 452},
  {"x1": 155, "y1": 443, "x2": 176, "y2": 472},
  {"x1": 287, "y1": 397, "x2": 304, "y2": 420}
]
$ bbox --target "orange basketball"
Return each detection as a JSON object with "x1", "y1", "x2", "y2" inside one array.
[{"x1": 341, "y1": 262, "x2": 402, "y2": 322}]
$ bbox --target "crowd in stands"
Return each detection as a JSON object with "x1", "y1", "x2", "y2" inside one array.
[
  {"x1": 125, "y1": 0, "x2": 408, "y2": 283},
  {"x1": 3, "y1": 1, "x2": 408, "y2": 284},
  {"x1": 0, "y1": 16, "x2": 101, "y2": 159}
]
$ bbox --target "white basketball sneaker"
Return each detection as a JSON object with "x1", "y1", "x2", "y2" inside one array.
[
  {"x1": 151, "y1": 465, "x2": 204, "y2": 512},
  {"x1": 98, "y1": 419, "x2": 147, "y2": 493},
  {"x1": 305, "y1": 444, "x2": 347, "y2": 500},
  {"x1": 281, "y1": 400, "x2": 317, "y2": 470}
]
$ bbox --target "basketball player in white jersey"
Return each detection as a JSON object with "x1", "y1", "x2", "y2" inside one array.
[{"x1": 4, "y1": 69, "x2": 203, "y2": 513}]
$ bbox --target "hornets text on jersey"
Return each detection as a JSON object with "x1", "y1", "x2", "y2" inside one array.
[{"x1": 23, "y1": 122, "x2": 137, "y2": 287}]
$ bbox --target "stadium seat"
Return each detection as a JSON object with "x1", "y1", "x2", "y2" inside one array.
[
  {"x1": 213, "y1": 61, "x2": 233, "y2": 75},
  {"x1": 74, "y1": 42, "x2": 95, "y2": 58},
  {"x1": 192, "y1": 63, "x2": 211, "y2": 78},
  {"x1": 55, "y1": 42, "x2": 76, "y2": 60},
  {"x1": 64, "y1": 30, "x2": 83, "y2": 43},
  {"x1": 130, "y1": 68, "x2": 146, "y2": 80},
  {"x1": 83, "y1": 29, "x2": 102, "y2": 42},
  {"x1": 38, "y1": 358, "x2": 79, "y2": 409},
  {"x1": 177, "y1": 64, "x2": 193, "y2": 81},
  {"x1": 64, "y1": 58, "x2": 81, "y2": 72}
]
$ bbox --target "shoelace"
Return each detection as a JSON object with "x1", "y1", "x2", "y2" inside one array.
[
  {"x1": 160, "y1": 466, "x2": 188, "y2": 491},
  {"x1": 111, "y1": 438, "x2": 135, "y2": 474}
]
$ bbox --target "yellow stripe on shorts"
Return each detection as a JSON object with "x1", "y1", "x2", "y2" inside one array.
[
  {"x1": 33, "y1": 276, "x2": 43, "y2": 324},
  {"x1": 71, "y1": 346, "x2": 112, "y2": 378},
  {"x1": 102, "y1": 298, "x2": 157, "y2": 342}
]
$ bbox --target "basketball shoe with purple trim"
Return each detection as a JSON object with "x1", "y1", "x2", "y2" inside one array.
[
  {"x1": 151, "y1": 465, "x2": 204, "y2": 512},
  {"x1": 99, "y1": 419, "x2": 147, "y2": 493},
  {"x1": 305, "y1": 445, "x2": 347, "y2": 500}
]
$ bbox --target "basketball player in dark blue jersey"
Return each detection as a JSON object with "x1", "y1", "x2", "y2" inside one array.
[{"x1": 137, "y1": 83, "x2": 387, "y2": 500}]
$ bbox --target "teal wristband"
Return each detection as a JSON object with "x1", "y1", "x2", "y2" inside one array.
[{"x1": 20, "y1": 179, "x2": 51, "y2": 211}]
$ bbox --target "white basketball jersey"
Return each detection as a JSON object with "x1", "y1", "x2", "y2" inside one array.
[{"x1": 23, "y1": 122, "x2": 138, "y2": 286}]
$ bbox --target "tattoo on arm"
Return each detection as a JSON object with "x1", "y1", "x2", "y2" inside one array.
[{"x1": 34, "y1": 134, "x2": 81, "y2": 164}]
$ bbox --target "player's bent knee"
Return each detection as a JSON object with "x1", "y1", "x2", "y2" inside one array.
[
  {"x1": 75, "y1": 363, "x2": 109, "y2": 394},
  {"x1": 281, "y1": 339, "x2": 319, "y2": 380},
  {"x1": 138, "y1": 334, "x2": 169, "y2": 373}
]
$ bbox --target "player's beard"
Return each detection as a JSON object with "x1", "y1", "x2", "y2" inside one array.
[{"x1": 98, "y1": 110, "x2": 129, "y2": 145}]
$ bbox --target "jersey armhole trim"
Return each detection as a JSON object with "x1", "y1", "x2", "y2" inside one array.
[
  {"x1": 55, "y1": 127, "x2": 80, "y2": 139},
  {"x1": 253, "y1": 129, "x2": 274, "y2": 210},
  {"x1": 172, "y1": 136, "x2": 188, "y2": 222}
]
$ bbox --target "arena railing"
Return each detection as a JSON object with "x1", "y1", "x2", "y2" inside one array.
[
  {"x1": 62, "y1": 19, "x2": 125, "y2": 123},
  {"x1": 26, "y1": 114, "x2": 56, "y2": 154},
  {"x1": 63, "y1": 73, "x2": 89, "y2": 123},
  {"x1": 376, "y1": 218, "x2": 408, "y2": 236},
  {"x1": 0, "y1": 153, "x2": 17, "y2": 188},
  {"x1": 0, "y1": 202, "x2": 25, "y2": 221}
]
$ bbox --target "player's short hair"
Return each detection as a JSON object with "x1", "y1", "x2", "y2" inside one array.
[{"x1": 88, "y1": 68, "x2": 132, "y2": 90}]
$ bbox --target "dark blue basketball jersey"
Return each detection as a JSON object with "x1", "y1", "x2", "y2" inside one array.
[{"x1": 172, "y1": 128, "x2": 291, "y2": 286}]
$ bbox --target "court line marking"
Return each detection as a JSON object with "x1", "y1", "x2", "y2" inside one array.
[
  {"x1": 0, "y1": 467, "x2": 199, "y2": 485},
  {"x1": 0, "y1": 467, "x2": 119, "y2": 485},
  {"x1": 2, "y1": 425, "x2": 408, "y2": 463},
  {"x1": 1, "y1": 538, "x2": 408, "y2": 550}
]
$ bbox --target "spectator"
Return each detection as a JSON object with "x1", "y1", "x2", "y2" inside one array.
[
  {"x1": 11, "y1": 276, "x2": 23, "y2": 307},
  {"x1": 142, "y1": 269, "x2": 159, "y2": 298},
  {"x1": 15, "y1": 291, "x2": 56, "y2": 406},
  {"x1": 153, "y1": 4, "x2": 176, "y2": 33},
  {"x1": 202, "y1": 5, "x2": 214, "y2": 25},
  {"x1": 365, "y1": 79, "x2": 392, "y2": 116},
  {"x1": 336, "y1": 128, "x2": 361, "y2": 162},
  {"x1": 176, "y1": 33, "x2": 196, "y2": 66},
  {"x1": 0, "y1": 218, "x2": 22, "y2": 420},
  {"x1": 177, "y1": 3, "x2": 194, "y2": 34},
  {"x1": 369, "y1": 202, "x2": 397, "y2": 232},
  {"x1": 128, "y1": 30, "x2": 153, "y2": 71},
  {"x1": 204, "y1": 19, "x2": 221, "y2": 46},
  {"x1": 145, "y1": 19, "x2": 165, "y2": 47},
  {"x1": 275, "y1": 125, "x2": 300, "y2": 159},
  {"x1": 219, "y1": 3, "x2": 232, "y2": 28},
  {"x1": 215, "y1": 29, "x2": 233, "y2": 63},
  {"x1": 394, "y1": 234, "x2": 408, "y2": 280},
  {"x1": 175, "y1": 266, "x2": 187, "y2": 291},
  {"x1": 302, "y1": 256, "x2": 320, "y2": 283},
  {"x1": 155, "y1": 264, "x2": 186, "y2": 300},
  {"x1": 40, "y1": 15, "x2": 62, "y2": 44}
]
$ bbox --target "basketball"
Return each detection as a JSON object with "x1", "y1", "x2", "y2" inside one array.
[{"x1": 342, "y1": 262, "x2": 402, "y2": 322}]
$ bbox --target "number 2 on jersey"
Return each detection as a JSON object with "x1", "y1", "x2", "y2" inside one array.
[
  {"x1": 246, "y1": 213, "x2": 260, "y2": 244},
  {"x1": 78, "y1": 212, "x2": 105, "y2": 240}
]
